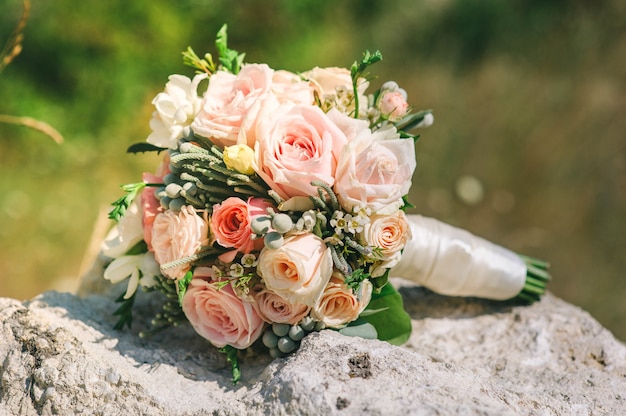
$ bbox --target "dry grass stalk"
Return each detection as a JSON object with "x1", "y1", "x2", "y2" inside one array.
[{"x1": 0, "y1": 0, "x2": 30, "y2": 72}]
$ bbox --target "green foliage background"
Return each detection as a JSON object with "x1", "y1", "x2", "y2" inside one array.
[{"x1": 1, "y1": 0, "x2": 624, "y2": 340}]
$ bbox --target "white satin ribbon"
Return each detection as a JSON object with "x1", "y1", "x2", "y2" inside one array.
[{"x1": 390, "y1": 215, "x2": 526, "y2": 300}]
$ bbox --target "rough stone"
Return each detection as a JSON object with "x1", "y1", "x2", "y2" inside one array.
[{"x1": 1, "y1": 274, "x2": 625, "y2": 415}]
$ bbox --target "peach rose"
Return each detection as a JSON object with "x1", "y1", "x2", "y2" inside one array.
[
  {"x1": 254, "y1": 288, "x2": 310, "y2": 325},
  {"x1": 360, "y1": 210, "x2": 412, "y2": 276},
  {"x1": 191, "y1": 64, "x2": 276, "y2": 148},
  {"x1": 311, "y1": 272, "x2": 373, "y2": 328},
  {"x1": 254, "y1": 104, "x2": 348, "y2": 199},
  {"x1": 151, "y1": 205, "x2": 209, "y2": 279},
  {"x1": 211, "y1": 197, "x2": 271, "y2": 254},
  {"x1": 182, "y1": 274, "x2": 265, "y2": 350},
  {"x1": 334, "y1": 125, "x2": 416, "y2": 214},
  {"x1": 257, "y1": 233, "x2": 333, "y2": 307}
]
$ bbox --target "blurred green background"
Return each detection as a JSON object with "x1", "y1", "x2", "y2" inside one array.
[{"x1": 1, "y1": 0, "x2": 624, "y2": 340}]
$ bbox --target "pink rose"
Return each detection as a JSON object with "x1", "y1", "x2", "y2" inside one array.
[
  {"x1": 254, "y1": 104, "x2": 348, "y2": 199},
  {"x1": 379, "y1": 90, "x2": 409, "y2": 122},
  {"x1": 151, "y1": 205, "x2": 209, "y2": 279},
  {"x1": 191, "y1": 64, "x2": 276, "y2": 148},
  {"x1": 257, "y1": 233, "x2": 333, "y2": 306},
  {"x1": 311, "y1": 272, "x2": 373, "y2": 328},
  {"x1": 334, "y1": 125, "x2": 416, "y2": 214},
  {"x1": 182, "y1": 271, "x2": 265, "y2": 349},
  {"x1": 141, "y1": 172, "x2": 163, "y2": 251},
  {"x1": 271, "y1": 70, "x2": 315, "y2": 105},
  {"x1": 254, "y1": 288, "x2": 310, "y2": 325},
  {"x1": 211, "y1": 197, "x2": 272, "y2": 254}
]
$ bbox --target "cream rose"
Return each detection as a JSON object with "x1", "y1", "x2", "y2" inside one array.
[
  {"x1": 151, "y1": 205, "x2": 209, "y2": 279},
  {"x1": 254, "y1": 104, "x2": 348, "y2": 199},
  {"x1": 182, "y1": 274, "x2": 265, "y2": 349},
  {"x1": 254, "y1": 288, "x2": 310, "y2": 325},
  {"x1": 360, "y1": 210, "x2": 412, "y2": 276},
  {"x1": 301, "y1": 67, "x2": 369, "y2": 117},
  {"x1": 311, "y1": 272, "x2": 373, "y2": 328},
  {"x1": 302, "y1": 66, "x2": 368, "y2": 98},
  {"x1": 191, "y1": 64, "x2": 276, "y2": 148},
  {"x1": 147, "y1": 73, "x2": 206, "y2": 149},
  {"x1": 256, "y1": 233, "x2": 333, "y2": 306},
  {"x1": 334, "y1": 125, "x2": 416, "y2": 214}
]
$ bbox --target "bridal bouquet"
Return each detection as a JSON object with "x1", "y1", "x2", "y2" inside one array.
[{"x1": 102, "y1": 25, "x2": 549, "y2": 383}]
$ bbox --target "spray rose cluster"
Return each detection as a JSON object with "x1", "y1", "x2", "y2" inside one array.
[{"x1": 103, "y1": 26, "x2": 433, "y2": 381}]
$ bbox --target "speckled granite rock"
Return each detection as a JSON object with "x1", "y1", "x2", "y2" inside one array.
[{"x1": 1, "y1": 273, "x2": 625, "y2": 415}]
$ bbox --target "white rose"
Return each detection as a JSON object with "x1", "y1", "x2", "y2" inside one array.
[{"x1": 147, "y1": 73, "x2": 206, "y2": 149}]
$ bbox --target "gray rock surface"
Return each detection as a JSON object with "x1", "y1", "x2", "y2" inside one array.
[{"x1": 1, "y1": 273, "x2": 625, "y2": 415}]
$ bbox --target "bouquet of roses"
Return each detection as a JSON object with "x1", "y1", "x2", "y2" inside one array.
[{"x1": 102, "y1": 25, "x2": 549, "y2": 383}]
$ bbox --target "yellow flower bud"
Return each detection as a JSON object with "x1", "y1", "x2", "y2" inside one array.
[{"x1": 223, "y1": 144, "x2": 255, "y2": 175}]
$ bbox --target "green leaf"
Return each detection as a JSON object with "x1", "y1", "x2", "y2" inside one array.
[
  {"x1": 126, "y1": 240, "x2": 148, "y2": 256},
  {"x1": 401, "y1": 195, "x2": 416, "y2": 211},
  {"x1": 395, "y1": 110, "x2": 432, "y2": 132},
  {"x1": 127, "y1": 142, "x2": 167, "y2": 154},
  {"x1": 215, "y1": 24, "x2": 245, "y2": 74},
  {"x1": 339, "y1": 318, "x2": 378, "y2": 339},
  {"x1": 369, "y1": 268, "x2": 390, "y2": 292},
  {"x1": 359, "y1": 283, "x2": 411, "y2": 345},
  {"x1": 220, "y1": 345, "x2": 241, "y2": 384},
  {"x1": 177, "y1": 270, "x2": 194, "y2": 307},
  {"x1": 112, "y1": 291, "x2": 136, "y2": 330}
]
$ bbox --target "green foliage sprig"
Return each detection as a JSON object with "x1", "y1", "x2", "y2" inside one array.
[
  {"x1": 108, "y1": 182, "x2": 146, "y2": 222},
  {"x1": 182, "y1": 46, "x2": 217, "y2": 75},
  {"x1": 350, "y1": 50, "x2": 382, "y2": 118},
  {"x1": 215, "y1": 24, "x2": 246, "y2": 74}
]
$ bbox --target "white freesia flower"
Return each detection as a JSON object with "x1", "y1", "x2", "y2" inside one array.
[
  {"x1": 147, "y1": 73, "x2": 207, "y2": 149},
  {"x1": 101, "y1": 197, "x2": 144, "y2": 259},
  {"x1": 103, "y1": 252, "x2": 159, "y2": 299}
]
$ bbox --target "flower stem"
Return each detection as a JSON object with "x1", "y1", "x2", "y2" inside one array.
[{"x1": 515, "y1": 255, "x2": 551, "y2": 303}]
